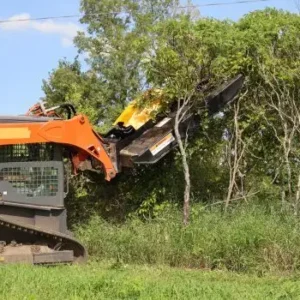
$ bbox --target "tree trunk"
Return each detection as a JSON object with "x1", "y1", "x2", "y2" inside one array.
[
  {"x1": 174, "y1": 99, "x2": 191, "y2": 226},
  {"x1": 225, "y1": 101, "x2": 245, "y2": 211},
  {"x1": 294, "y1": 173, "x2": 300, "y2": 216}
]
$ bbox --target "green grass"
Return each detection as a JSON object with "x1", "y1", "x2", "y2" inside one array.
[
  {"x1": 3, "y1": 204, "x2": 300, "y2": 299},
  {"x1": 76, "y1": 204, "x2": 300, "y2": 273},
  {"x1": 1, "y1": 262, "x2": 300, "y2": 300}
]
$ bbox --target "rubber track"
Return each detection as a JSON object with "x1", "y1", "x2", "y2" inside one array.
[{"x1": 0, "y1": 215, "x2": 87, "y2": 264}]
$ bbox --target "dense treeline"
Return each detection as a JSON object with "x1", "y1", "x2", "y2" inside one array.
[{"x1": 42, "y1": 1, "x2": 300, "y2": 224}]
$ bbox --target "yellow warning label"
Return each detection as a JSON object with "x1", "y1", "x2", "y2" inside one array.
[{"x1": 0, "y1": 128, "x2": 31, "y2": 139}]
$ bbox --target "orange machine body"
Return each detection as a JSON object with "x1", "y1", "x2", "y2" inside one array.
[{"x1": 0, "y1": 114, "x2": 117, "y2": 181}]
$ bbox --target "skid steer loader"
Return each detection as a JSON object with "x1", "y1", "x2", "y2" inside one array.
[{"x1": 0, "y1": 75, "x2": 244, "y2": 264}]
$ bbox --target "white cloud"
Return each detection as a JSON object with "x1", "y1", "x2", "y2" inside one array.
[
  {"x1": 61, "y1": 36, "x2": 75, "y2": 48},
  {"x1": 0, "y1": 13, "x2": 82, "y2": 47}
]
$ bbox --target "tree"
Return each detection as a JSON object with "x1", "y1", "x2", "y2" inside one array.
[
  {"x1": 44, "y1": 0, "x2": 180, "y2": 128},
  {"x1": 74, "y1": 0, "x2": 179, "y2": 121},
  {"x1": 232, "y1": 8, "x2": 300, "y2": 211},
  {"x1": 142, "y1": 16, "x2": 233, "y2": 223},
  {"x1": 42, "y1": 58, "x2": 110, "y2": 128}
]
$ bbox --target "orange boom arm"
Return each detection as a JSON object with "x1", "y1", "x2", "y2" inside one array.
[{"x1": 0, "y1": 114, "x2": 117, "y2": 181}]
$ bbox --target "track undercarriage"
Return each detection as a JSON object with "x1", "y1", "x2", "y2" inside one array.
[{"x1": 0, "y1": 215, "x2": 86, "y2": 264}]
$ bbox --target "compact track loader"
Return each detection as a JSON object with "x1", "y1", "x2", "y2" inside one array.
[{"x1": 0, "y1": 74, "x2": 244, "y2": 264}]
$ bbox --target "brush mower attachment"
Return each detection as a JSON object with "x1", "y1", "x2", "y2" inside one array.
[{"x1": 106, "y1": 74, "x2": 244, "y2": 169}]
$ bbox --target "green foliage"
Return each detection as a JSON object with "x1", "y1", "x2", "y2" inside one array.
[
  {"x1": 65, "y1": 154, "x2": 183, "y2": 225},
  {"x1": 144, "y1": 8, "x2": 300, "y2": 210},
  {"x1": 143, "y1": 16, "x2": 235, "y2": 97},
  {"x1": 74, "y1": 0, "x2": 179, "y2": 121},
  {"x1": 42, "y1": 7, "x2": 300, "y2": 216},
  {"x1": 42, "y1": 59, "x2": 110, "y2": 127}
]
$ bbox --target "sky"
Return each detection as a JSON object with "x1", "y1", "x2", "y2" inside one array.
[{"x1": 0, "y1": 0, "x2": 297, "y2": 115}]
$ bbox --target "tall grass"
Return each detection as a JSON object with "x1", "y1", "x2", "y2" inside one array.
[{"x1": 76, "y1": 204, "x2": 300, "y2": 273}]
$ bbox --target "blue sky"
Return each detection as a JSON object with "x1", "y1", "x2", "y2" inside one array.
[{"x1": 0, "y1": 0, "x2": 297, "y2": 115}]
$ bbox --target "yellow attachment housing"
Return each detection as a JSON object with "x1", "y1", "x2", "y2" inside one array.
[{"x1": 113, "y1": 89, "x2": 163, "y2": 130}]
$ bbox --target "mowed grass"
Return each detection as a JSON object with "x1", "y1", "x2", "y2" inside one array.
[{"x1": 1, "y1": 262, "x2": 300, "y2": 300}]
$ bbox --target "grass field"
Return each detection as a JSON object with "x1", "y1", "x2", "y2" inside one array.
[
  {"x1": 3, "y1": 204, "x2": 300, "y2": 299},
  {"x1": 0, "y1": 262, "x2": 300, "y2": 300}
]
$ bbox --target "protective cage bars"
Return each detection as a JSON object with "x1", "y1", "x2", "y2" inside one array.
[{"x1": 0, "y1": 143, "x2": 62, "y2": 199}]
